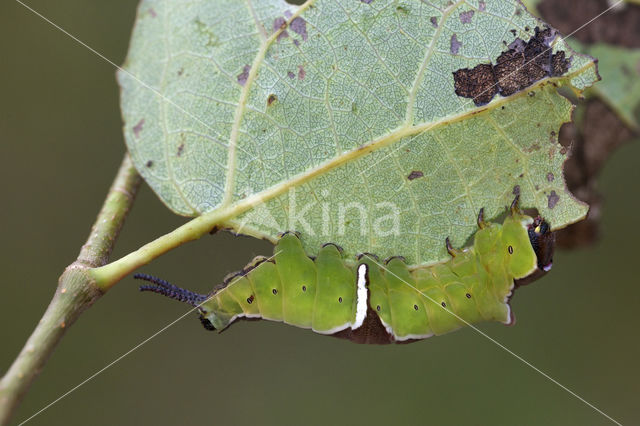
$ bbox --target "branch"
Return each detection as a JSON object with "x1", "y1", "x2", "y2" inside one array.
[{"x1": 0, "y1": 153, "x2": 141, "y2": 425}]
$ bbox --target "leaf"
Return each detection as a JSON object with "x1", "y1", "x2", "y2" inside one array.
[
  {"x1": 518, "y1": 0, "x2": 639, "y2": 249},
  {"x1": 522, "y1": 1, "x2": 640, "y2": 131},
  {"x1": 118, "y1": 0, "x2": 598, "y2": 265},
  {"x1": 581, "y1": 43, "x2": 640, "y2": 131},
  {"x1": 519, "y1": 0, "x2": 541, "y2": 14}
]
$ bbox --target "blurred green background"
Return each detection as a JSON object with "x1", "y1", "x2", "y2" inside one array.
[{"x1": 1, "y1": 1, "x2": 638, "y2": 425}]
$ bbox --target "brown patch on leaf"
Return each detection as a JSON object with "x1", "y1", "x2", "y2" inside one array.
[
  {"x1": 547, "y1": 191, "x2": 560, "y2": 209},
  {"x1": 267, "y1": 94, "x2": 278, "y2": 106},
  {"x1": 546, "y1": 172, "x2": 554, "y2": 182},
  {"x1": 452, "y1": 64, "x2": 498, "y2": 106},
  {"x1": 551, "y1": 51, "x2": 569, "y2": 76},
  {"x1": 287, "y1": 71, "x2": 295, "y2": 79},
  {"x1": 133, "y1": 119, "x2": 145, "y2": 138},
  {"x1": 479, "y1": 1, "x2": 486, "y2": 11},
  {"x1": 274, "y1": 17, "x2": 289, "y2": 41},
  {"x1": 274, "y1": 17, "x2": 287, "y2": 31},
  {"x1": 146, "y1": 160, "x2": 153, "y2": 168},
  {"x1": 450, "y1": 34, "x2": 462, "y2": 55},
  {"x1": 290, "y1": 17, "x2": 307, "y2": 41},
  {"x1": 494, "y1": 28, "x2": 566, "y2": 96},
  {"x1": 513, "y1": 185, "x2": 521, "y2": 196},
  {"x1": 298, "y1": 65, "x2": 306, "y2": 80},
  {"x1": 237, "y1": 65, "x2": 251, "y2": 86},
  {"x1": 407, "y1": 171, "x2": 424, "y2": 180},
  {"x1": 177, "y1": 143, "x2": 185, "y2": 157},
  {"x1": 430, "y1": 17, "x2": 438, "y2": 27},
  {"x1": 459, "y1": 10, "x2": 474, "y2": 24},
  {"x1": 453, "y1": 27, "x2": 570, "y2": 105}
]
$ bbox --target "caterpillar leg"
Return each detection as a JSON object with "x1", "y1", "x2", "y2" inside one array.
[
  {"x1": 510, "y1": 194, "x2": 521, "y2": 214},
  {"x1": 445, "y1": 237, "x2": 459, "y2": 258},
  {"x1": 477, "y1": 207, "x2": 486, "y2": 229}
]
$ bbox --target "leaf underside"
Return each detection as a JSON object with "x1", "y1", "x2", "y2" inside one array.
[{"x1": 119, "y1": 0, "x2": 598, "y2": 266}]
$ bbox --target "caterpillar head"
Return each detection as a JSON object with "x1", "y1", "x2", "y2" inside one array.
[
  {"x1": 510, "y1": 217, "x2": 556, "y2": 288},
  {"x1": 501, "y1": 213, "x2": 556, "y2": 286},
  {"x1": 527, "y1": 216, "x2": 555, "y2": 272},
  {"x1": 501, "y1": 194, "x2": 556, "y2": 279}
]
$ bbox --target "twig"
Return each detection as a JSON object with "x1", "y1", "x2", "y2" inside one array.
[{"x1": 0, "y1": 153, "x2": 141, "y2": 425}]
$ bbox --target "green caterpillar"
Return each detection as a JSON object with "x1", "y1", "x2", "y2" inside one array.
[{"x1": 136, "y1": 198, "x2": 555, "y2": 344}]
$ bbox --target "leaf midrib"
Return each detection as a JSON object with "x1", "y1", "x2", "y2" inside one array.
[{"x1": 205, "y1": 62, "x2": 595, "y2": 234}]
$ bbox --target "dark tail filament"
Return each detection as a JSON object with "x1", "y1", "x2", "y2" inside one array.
[{"x1": 134, "y1": 273, "x2": 207, "y2": 307}]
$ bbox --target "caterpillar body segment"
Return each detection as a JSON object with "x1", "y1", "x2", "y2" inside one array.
[{"x1": 137, "y1": 209, "x2": 555, "y2": 344}]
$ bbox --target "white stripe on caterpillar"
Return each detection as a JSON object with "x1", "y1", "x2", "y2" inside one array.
[{"x1": 351, "y1": 264, "x2": 368, "y2": 330}]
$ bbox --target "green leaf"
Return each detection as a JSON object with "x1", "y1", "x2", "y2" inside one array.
[
  {"x1": 521, "y1": 1, "x2": 639, "y2": 131},
  {"x1": 582, "y1": 43, "x2": 640, "y2": 131},
  {"x1": 119, "y1": 0, "x2": 597, "y2": 265}
]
